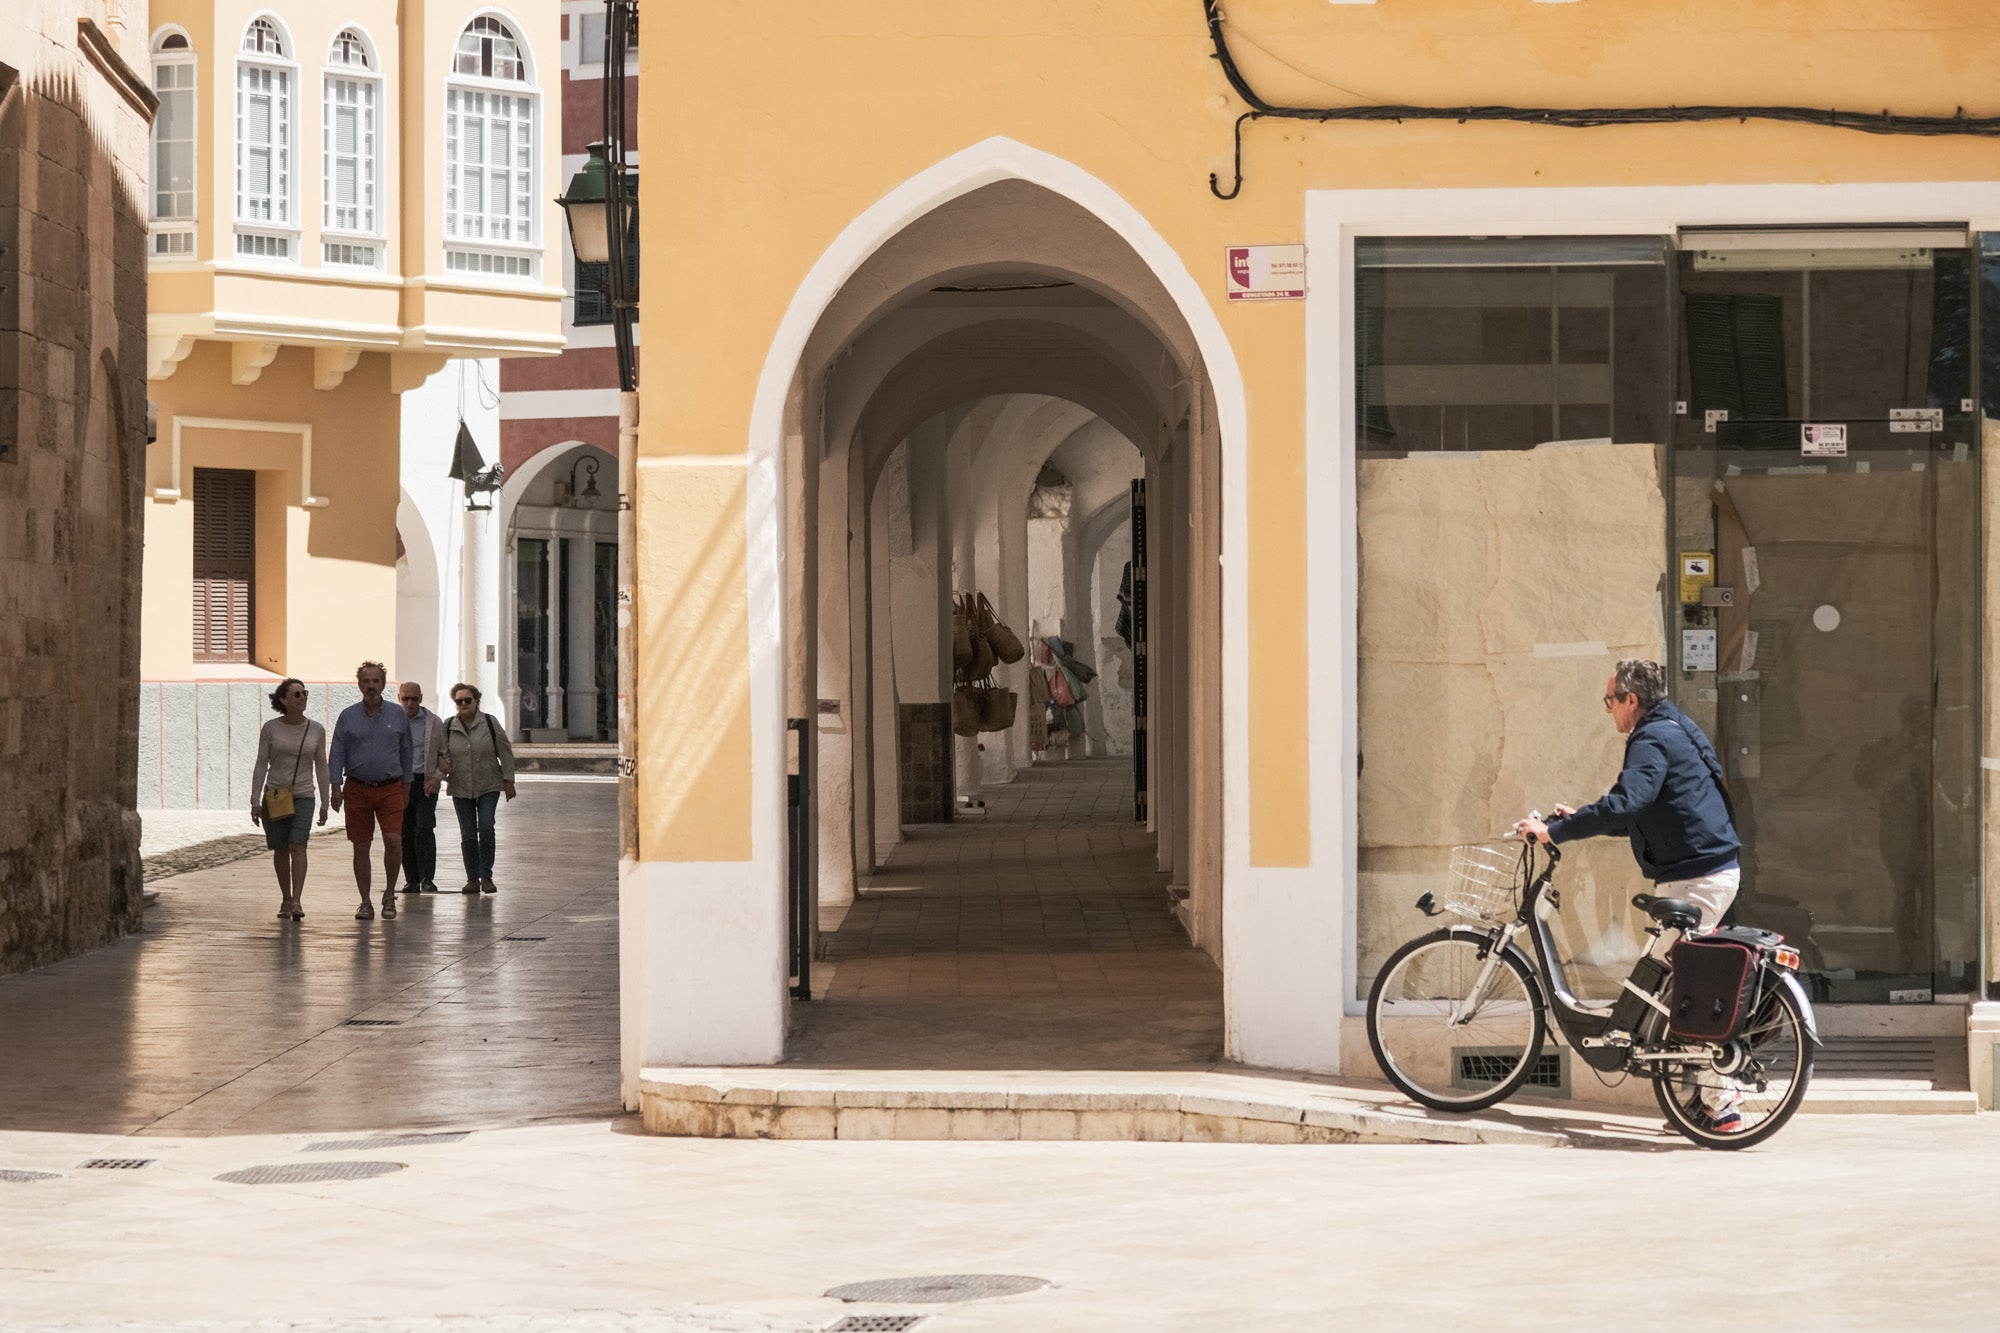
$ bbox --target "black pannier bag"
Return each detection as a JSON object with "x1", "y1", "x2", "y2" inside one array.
[{"x1": 1667, "y1": 937, "x2": 1759, "y2": 1042}]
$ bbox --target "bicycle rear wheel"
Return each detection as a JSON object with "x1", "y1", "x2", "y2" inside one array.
[
  {"x1": 1654, "y1": 975, "x2": 1814, "y2": 1150},
  {"x1": 1367, "y1": 927, "x2": 1547, "y2": 1112}
]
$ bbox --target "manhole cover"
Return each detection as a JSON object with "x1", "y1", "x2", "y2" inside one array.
[
  {"x1": 828, "y1": 1317, "x2": 928, "y2": 1332},
  {"x1": 216, "y1": 1161, "x2": 406, "y2": 1185},
  {"x1": 78, "y1": 1158, "x2": 154, "y2": 1170},
  {"x1": 825, "y1": 1276, "x2": 1048, "y2": 1305},
  {"x1": 305, "y1": 1131, "x2": 469, "y2": 1152},
  {"x1": 0, "y1": 1168, "x2": 61, "y2": 1182},
  {"x1": 343, "y1": 1018, "x2": 401, "y2": 1026}
]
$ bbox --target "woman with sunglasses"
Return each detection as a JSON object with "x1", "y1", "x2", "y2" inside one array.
[
  {"x1": 249, "y1": 678, "x2": 330, "y2": 920},
  {"x1": 425, "y1": 683, "x2": 517, "y2": 894}
]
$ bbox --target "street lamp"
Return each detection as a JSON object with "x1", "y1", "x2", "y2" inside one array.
[
  {"x1": 554, "y1": 0, "x2": 640, "y2": 862},
  {"x1": 556, "y1": 141, "x2": 615, "y2": 267}
]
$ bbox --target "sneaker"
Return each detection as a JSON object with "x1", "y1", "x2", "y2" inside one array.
[
  {"x1": 1708, "y1": 1109, "x2": 1744, "y2": 1133},
  {"x1": 421, "y1": 880, "x2": 438, "y2": 893},
  {"x1": 480, "y1": 877, "x2": 498, "y2": 894},
  {"x1": 461, "y1": 881, "x2": 480, "y2": 895}
]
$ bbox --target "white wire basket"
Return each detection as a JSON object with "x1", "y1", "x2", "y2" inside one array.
[{"x1": 1437, "y1": 843, "x2": 1525, "y2": 923}]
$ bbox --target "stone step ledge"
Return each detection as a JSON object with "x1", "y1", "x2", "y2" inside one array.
[
  {"x1": 638, "y1": 1069, "x2": 1614, "y2": 1148},
  {"x1": 1799, "y1": 1088, "x2": 1980, "y2": 1115}
]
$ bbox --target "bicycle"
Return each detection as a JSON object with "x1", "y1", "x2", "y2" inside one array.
[{"x1": 1365, "y1": 832, "x2": 1818, "y2": 1149}]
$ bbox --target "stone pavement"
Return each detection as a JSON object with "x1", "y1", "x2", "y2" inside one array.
[
  {"x1": 805, "y1": 759, "x2": 1220, "y2": 1070},
  {"x1": 1, "y1": 777, "x2": 619, "y2": 1135},
  {"x1": 4, "y1": 1115, "x2": 1999, "y2": 1330}
]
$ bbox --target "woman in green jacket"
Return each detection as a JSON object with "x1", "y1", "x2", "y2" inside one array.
[{"x1": 425, "y1": 683, "x2": 517, "y2": 893}]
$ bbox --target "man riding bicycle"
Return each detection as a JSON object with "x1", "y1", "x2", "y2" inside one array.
[{"x1": 1514, "y1": 658, "x2": 1746, "y2": 1130}]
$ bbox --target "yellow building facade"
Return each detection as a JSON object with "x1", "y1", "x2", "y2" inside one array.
[
  {"x1": 141, "y1": 1, "x2": 561, "y2": 807},
  {"x1": 628, "y1": 0, "x2": 2000, "y2": 1110}
]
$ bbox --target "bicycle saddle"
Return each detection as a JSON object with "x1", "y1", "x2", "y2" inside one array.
[{"x1": 1632, "y1": 893, "x2": 1701, "y2": 931}]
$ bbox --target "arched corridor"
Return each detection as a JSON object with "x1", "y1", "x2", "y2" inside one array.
[
  {"x1": 760, "y1": 173, "x2": 1230, "y2": 1070},
  {"x1": 802, "y1": 758, "x2": 1221, "y2": 1070}
]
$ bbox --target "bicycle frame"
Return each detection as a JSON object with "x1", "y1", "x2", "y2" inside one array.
[{"x1": 1455, "y1": 843, "x2": 1653, "y2": 1073}]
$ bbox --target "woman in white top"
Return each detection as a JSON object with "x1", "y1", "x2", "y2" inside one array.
[{"x1": 250, "y1": 678, "x2": 331, "y2": 921}]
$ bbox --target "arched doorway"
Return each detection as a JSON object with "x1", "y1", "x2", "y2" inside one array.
[
  {"x1": 497, "y1": 442, "x2": 620, "y2": 740},
  {"x1": 774, "y1": 157, "x2": 1237, "y2": 1065}
]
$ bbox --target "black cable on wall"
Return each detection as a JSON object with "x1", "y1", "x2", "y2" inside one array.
[{"x1": 1202, "y1": 0, "x2": 2000, "y2": 199}]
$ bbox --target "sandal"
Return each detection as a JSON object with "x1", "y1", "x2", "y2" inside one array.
[
  {"x1": 277, "y1": 902, "x2": 293, "y2": 920},
  {"x1": 382, "y1": 894, "x2": 397, "y2": 920},
  {"x1": 291, "y1": 908, "x2": 305, "y2": 921},
  {"x1": 355, "y1": 902, "x2": 375, "y2": 921}
]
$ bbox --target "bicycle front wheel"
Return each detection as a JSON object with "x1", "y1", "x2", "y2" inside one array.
[{"x1": 1367, "y1": 928, "x2": 1547, "y2": 1112}]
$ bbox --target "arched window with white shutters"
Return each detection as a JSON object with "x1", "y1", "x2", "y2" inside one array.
[
  {"x1": 444, "y1": 14, "x2": 540, "y2": 279},
  {"x1": 234, "y1": 15, "x2": 296, "y2": 260},
  {"x1": 322, "y1": 27, "x2": 382, "y2": 267},
  {"x1": 149, "y1": 28, "x2": 198, "y2": 258}
]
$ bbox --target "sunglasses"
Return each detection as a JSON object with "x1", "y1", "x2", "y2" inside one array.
[
  {"x1": 453, "y1": 696, "x2": 475, "y2": 706},
  {"x1": 291, "y1": 688, "x2": 309, "y2": 697}
]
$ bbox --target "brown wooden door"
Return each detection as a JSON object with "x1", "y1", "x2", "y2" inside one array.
[{"x1": 193, "y1": 467, "x2": 255, "y2": 662}]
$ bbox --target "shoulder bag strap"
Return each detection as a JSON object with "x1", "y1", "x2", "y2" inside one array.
[{"x1": 1670, "y1": 712, "x2": 1736, "y2": 824}]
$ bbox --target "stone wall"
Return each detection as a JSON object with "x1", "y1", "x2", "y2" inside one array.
[{"x1": 0, "y1": 3, "x2": 152, "y2": 973}]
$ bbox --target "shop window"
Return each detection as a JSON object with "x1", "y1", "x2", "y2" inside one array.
[{"x1": 1353, "y1": 236, "x2": 1674, "y2": 1004}]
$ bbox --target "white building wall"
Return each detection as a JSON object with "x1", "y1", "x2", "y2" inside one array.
[{"x1": 398, "y1": 359, "x2": 503, "y2": 719}]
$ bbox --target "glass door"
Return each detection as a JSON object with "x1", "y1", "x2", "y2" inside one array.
[
  {"x1": 1671, "y1": 234, "x2": 1979, "y2": 1002},
  {"x1": 515, "y1": 537, "x2": 550, "y2": 733}
]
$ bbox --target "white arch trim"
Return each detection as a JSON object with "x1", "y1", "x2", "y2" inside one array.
[{"x1": 624, "y1": 137, "x2": 1267, "y2": 1086}]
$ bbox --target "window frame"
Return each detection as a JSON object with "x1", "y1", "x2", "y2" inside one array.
[
  {"x1": 149, "y1": 26, "x2": 199, "y2": 260},
  {"x1": 234, "y1": 13, "x2": 300, "y2": 261},
  {"x1": 443, "y1": 13, "x2": 541, "y2": 282},
  {"x1": 321, "y1": 26, "x2": 384, "y2": 266}
]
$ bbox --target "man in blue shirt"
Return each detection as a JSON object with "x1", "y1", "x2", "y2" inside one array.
[
  {"x1": 329, "y1": 661, "x2": 414, "y2": 921},
  {"x1": 1516, "y1": 657, "x2": 1745, "y2": 1130}
]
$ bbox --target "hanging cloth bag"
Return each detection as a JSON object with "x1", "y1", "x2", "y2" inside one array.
[{"x1": 978, "y1": 593, "x2": 1025, "y2": 664}]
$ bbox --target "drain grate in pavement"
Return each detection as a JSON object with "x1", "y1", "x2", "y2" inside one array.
[
  {"x1": 305, "y1": 1131, "x2": 469, "y2": 1152},
  {"x1": 216, "y1": 1161, "x2": 406, "y2": 1185},
  {"x1": 0, "y1": 1168, "x2": 62, "y2": 1182},
  {"x1": 504, "y1": 936, "x2": 548, "y2": 942},
  {"x1": 343, "y1": 1019, "x2": 402, "y2": 1026},
  {"x1": 78, "y1": 1159, "x2": 154, "y2": 1170},
  {"x1": 827, "y1": 1317, "x2": 928, "y2": 1332},
  {"x1": 825, "y1": 1276, "x2": 1048, "y2": 1305}
]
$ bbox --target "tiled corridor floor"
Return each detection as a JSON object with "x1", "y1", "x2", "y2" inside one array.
[{"x1": 795, "y1": 758, "x2": 1223, "y2": 1070}]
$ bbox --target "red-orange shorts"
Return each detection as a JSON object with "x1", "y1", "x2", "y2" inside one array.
[{"x1": 342, "y1": 778, "x2": 407, "y2": 843}]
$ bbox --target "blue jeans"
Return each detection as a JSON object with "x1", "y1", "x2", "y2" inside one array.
[{"x1": 452, "y1": 789, "x2": 501, "y2": 881}]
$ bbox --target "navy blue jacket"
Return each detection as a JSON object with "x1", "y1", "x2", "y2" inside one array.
[{"x1": 1547, "y1": 700, "x2": 1740, "y2": 882}]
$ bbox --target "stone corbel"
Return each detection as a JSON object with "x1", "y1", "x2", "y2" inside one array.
[
  {"x1": 313, "y1": 346, "x2": 364, "y2": 391},
  {"x1": 231, "y1": 341, "x2": 281, "y2": 386},
  {"x1": 148, "y1": 334, "x2": 197, "y2": 381},
  {"x1": 389, "y1": 352, "x2": 451, "y2": 395}
]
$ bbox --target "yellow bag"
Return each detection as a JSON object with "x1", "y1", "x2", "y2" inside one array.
[{"x1": 263, "y1": 785, "x2": 295, "y2": 820}]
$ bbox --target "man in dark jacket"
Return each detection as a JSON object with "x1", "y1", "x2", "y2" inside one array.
[{"x1": 1515, "y1": 657, "x2": 1745, "y2": 1129}]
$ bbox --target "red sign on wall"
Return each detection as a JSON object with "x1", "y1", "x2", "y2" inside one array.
[{"x1": 1225, "y1": 244, "x2": 1306, "y2": 301}]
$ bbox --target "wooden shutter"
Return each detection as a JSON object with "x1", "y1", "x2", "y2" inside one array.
[{"x1": 193, "y1": 468, "x2": 255, "y2": 662}]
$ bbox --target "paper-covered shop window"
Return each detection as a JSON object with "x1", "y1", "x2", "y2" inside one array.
[{"x1": 1352, "y1": 236, "x2": 1674, "y2": 1004}]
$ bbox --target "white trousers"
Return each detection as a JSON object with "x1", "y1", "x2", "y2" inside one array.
[{"x1": 1658, "y1": 866, "x2": 1740, "y2": 933}]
